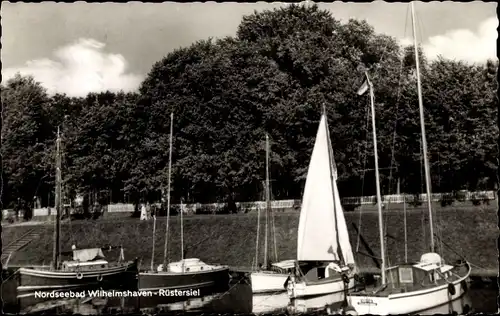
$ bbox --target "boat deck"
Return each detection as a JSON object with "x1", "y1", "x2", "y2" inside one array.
[{"x1": 350, "y1": 262, "x2": 470, "y2": 297}]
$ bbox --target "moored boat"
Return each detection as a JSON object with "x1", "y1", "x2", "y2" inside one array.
[
  {"x1": 285, "y1": 111, "x2": 358, "y2": 299},
  {"x1": 250, "y1": 260, "x2": 295, "y2": 294},
  {"x1": 348, "y1": 254, "x2": 470, "y2": 315},
  {"x1": 138, "y1": 258, "x2": 229, "y2": 291},
  {"x1": 18, "y1": 247, "x2": 138, "y2": 294},
  {"x1": 250, "y1": 134, "x2": 295, "y2": 293},
  {"x1": 17, "y1": 128, "x2": 138, "y2": 303},
  {"x1": 138, "y1": 112, "x2": 229, "y2": 292},
  {"x1": 346, "y1": 3, "x2": 471, "y2": 314},
  {"x1": 250, "y1": 136, "x2": 295, "y2": 293}
]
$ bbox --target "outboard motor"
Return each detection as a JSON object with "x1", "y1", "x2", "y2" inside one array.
[{"x1": 286, "y1": 275, "x2": 296, "y2": 297}]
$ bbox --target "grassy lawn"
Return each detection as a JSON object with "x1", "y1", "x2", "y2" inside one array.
[{"x1": 2, "y1": 204, "x2": 496, "y2": 274}]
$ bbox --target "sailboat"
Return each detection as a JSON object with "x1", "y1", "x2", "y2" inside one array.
[
  {"x1": 17, "y1": 127, "x2": 138, "y2": 298},
  {"x1": 138, "y1": 113, "x2": 230, "y2": 292},
  {"x1": 250, "y1": 134, "x2": 298, "y2": 293},
  {"x1": 347, "y1": 3, "x2": 471, "y2": 315},
  {"x1": 285, "y1": 109, "x2": 358, "y2": 299}
]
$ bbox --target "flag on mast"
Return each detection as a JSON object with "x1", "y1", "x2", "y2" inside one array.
[{"x1": 357, "y1": 79, "x2": 369, "y2": 95}]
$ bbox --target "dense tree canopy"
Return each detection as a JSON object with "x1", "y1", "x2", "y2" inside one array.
[{"x1": 1, "y1": 4, "x2": 497, "y2": 210}]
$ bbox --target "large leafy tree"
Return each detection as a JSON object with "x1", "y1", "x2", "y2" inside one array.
[
  {"x1": 63, "y1": 91, "x2": 143, "y2": 206},
  {"x1": 236, "y1": 4, "x2": 409, "y2": 197},
  {"x1": 420, "y1": 58, "x2": 498, "y2": 191},
  {"x1": 2, "y1": 5, "x2": 497, "y2": 209},
  {"x1": 1, "y1": 74, "x2": 54, "y2": 209}
]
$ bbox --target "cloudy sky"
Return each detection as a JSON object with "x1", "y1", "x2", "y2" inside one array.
[{"x1": 2, "y1": 1, "x2": 497, "y2": 97}]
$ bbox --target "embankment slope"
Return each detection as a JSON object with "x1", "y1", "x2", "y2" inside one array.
[{"x1": 2, "y1": 207, "x2": 497, "y2": 274}]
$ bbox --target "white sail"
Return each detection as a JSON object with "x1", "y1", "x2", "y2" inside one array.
[
  {"x1": 329, "y1": 138, "x2": 356, "y2": 267},
  {"x1": 297, "y1": 114, "x2": 352, "y2": 262},
  {"x1": 333, "y1": 177, "x2": 355, "y2": 266}
]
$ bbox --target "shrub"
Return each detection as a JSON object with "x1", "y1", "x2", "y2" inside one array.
[
  {"x1": 23, "y1": 207, "x2": 33, "y2": 221},
  {"x1": 292, "y1": 200, "x2": 301, "y2": 211},
  {"x1": 409, "y1": 194, "x2": 423, "y2": 207},
  {"x1": 342, "y1": 203, "x2": 360, "y2": 212},
  {"x1": 440, "y1": 193, "x2": 454, "y2": 207}
]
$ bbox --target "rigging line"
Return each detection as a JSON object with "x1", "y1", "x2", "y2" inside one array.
[
  {"x1": 383, "y1": 4, "x2": 409, "y2": 262},
  {"x1": 355, "y1": 94, "x2": 371, "y2": 253},
  {"x1": 254, "y1": 193, "x2": 261, "y2": 270},
  {"x1": 419, "y1": 139, "x2": 427, "y2": 252},
  {"x1": 60, "y1": 129, "x2": 74, "y2": 248},
  {"x1": 433, "y1": 233, "x2": 489, "y2": 271},
  {"x1": 364, "y1": 4, "x2": 410, "y2": 261},
  {"x1": 268, "y1": 143, "x2": 278, "y2": 263},
  {"x1": 416, "y1": 5, "x2": 443, "y2": 257},
  {"x1": 437, "y1": 150, "x2": 445, "y2": 260},
  {"x1": 271, "y1": 205, "x2": 278, "y2": 262}
]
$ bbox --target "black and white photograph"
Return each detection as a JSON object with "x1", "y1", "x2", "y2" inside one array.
[{"x1": 1, "y1": 1, "x2": 498, "y2": 315}]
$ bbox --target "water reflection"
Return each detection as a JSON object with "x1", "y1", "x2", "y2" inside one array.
[
  {"x1": 139, "y1": 293, "x2": 218, "y2": 313},
  {"x1": 287, "y1": 291, "x2": 346, "y2": 314},
  {"x1": 252, "y1": 292, "x2": 289, "y2": 314},
  {"x1": 2, "y1": 277, "x2": 493, "y2": 315}
]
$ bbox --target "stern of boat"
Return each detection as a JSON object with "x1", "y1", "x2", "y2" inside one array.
[
  {"x1": 287, "y1": 272, "x2": 355, "y2": 299},
  {"x1": 347, "y1": 259, "x2": 472, "y2": 315},
  {"x1": 250, "y1": 272, "x2": 289, "y2": 294},
  {"x1": 348, "y1": 295, "x2": 388, "y2": 315}
]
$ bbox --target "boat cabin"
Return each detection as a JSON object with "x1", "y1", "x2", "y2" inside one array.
[
  {"x1": 268, "y1": 259, "x2": 296, "y2": 274},
  {"x1": 61, "y1": 248, "x2": 109, "y2": 271},
  {"x1": 384, "y1": 253, "x2": 456, "y2": 292},
  {"x1": 294, "y1": 261, "x2": 348, "y2": 282},
  {"x1": 157, "y1": 258, "x2": 221, "y2": 273}
]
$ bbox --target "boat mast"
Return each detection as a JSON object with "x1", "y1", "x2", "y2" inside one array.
[
  {"x1": 366, "y1": 72, "x2": 386, "y2": 285},
  {"x1": 150, "y1": 208, "x2": 157, "y2": 271},
  {"x1": 180, "y1": 198, "x2": 184, "y2": 272},
  {"x1": 163, "y1": 112, "x2": 174, "y2": 270},
  {"x1": 411, "y1": 2, "x2": 435, "y2": 252},
  {"x1": 264, "y1": 134, "x2": 270, "y2": 267},
  {"x1": 52, "y1": 127, "x2": 62, "y2": 270}
]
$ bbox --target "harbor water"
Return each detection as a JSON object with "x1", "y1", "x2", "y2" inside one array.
[{"x1": 1, "y1": 272, "x2": 497, "y2": 315}]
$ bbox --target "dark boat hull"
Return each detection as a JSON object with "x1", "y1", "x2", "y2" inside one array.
[
  {"x1": 138, "y1": 267, "x2": 230, "y2": 292},
  {"x1": 17, "y1": 260, "x2": 138, "y2": 311},
  {"x1": 17, "y1": 259, "x2": 138, "y2": 293}
]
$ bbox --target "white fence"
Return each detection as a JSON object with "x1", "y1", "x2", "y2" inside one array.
[
  {"x1": 102, "y1": 190, "x2": 495, "y2": 214},
  {"x1": 107, "y1": 203, "x2": 135, "y2": 213},
  {"x1": 33, "y1": 207, "x2": 57, "y2": 216},
  {"x1": 341, "y1": 191, "x2": 496, "y2": 206}
]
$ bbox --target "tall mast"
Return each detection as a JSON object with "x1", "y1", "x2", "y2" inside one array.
[
  {"x1": 366, "y1": 72, "x2": 386, "y2": 285},
  {"x1": 411, "y1": 2, "x2": 435, "y2": 252},
  {"x1": 180, "y1": 198, "x2": 184, "y2": 268},
  {"x1": 52, "y1": 127, "x2": 62, "y2": 270},
  {"x1": 150, "y1": 212, "x2": 157, "y2": 271},
  {"x1": 163, "y1": 113, "x2": 174, "y2": 269},
  {"x1": 264, "y1": 134, "x2": 270, "y2": 267}
]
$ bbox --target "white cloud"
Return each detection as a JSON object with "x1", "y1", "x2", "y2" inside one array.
[
  {"x1": 400, "y1": 17, "x2": 498, "y2": 64},
  {"x1": 2, "y1": 38, "x2": 143, "y2": 97}
]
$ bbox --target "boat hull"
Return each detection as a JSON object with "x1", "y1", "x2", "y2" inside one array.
[
  {"x1": 250, "y1": 271, "x2": 289, "y2": 293},
  {"x1": 17, "y1": 260, "x2": 138, "y2": 294},
  {"x1": 17, "y1": 260, "x2": 138, "y2": 311},
  {"x1": 348, "y1": 270, "x2": 470, "y2": 315},
  {"x1": 287, "y1": 275, "x2": 355, "y2": 299},
  {"x1": 138, "y1": 267, "x2": 229, "y2": 292}
]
